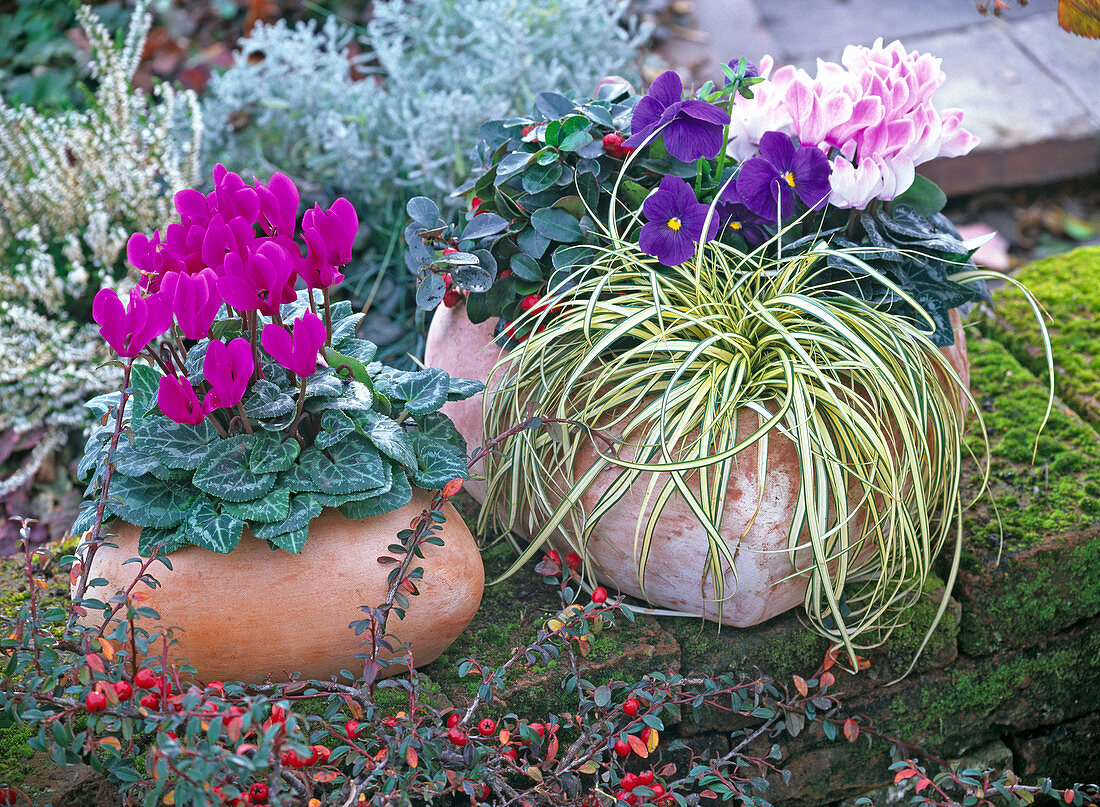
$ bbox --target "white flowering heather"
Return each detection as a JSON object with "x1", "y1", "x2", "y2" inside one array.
[{"x1": 0, "y1": 1, "x2": 201, "y2": 496}]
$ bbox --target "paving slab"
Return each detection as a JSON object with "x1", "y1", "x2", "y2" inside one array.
[{"x1": 1009, "y1": 12, "x2": 1100, "y2": 127}]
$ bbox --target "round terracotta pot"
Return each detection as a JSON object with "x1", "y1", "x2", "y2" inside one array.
[
  {"x1": 76, "y1": 490, "x2": 483, "y2": 682},
  {"x1": 425, "y1": 302, "x2": 970, "y2": 627}
]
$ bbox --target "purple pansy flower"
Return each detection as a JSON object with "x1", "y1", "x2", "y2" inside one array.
[
  {"x1": 638, "y1": 175, "x2": 719, "y2": 267},
  {"x1": 716, "y1": 195, "x2": 770, "y2": 247},
  {"x1": 623, "y1": 71, "x2": 731, "y2": 163},
  {"x1": 734, "y1": 131, "x2": 831, "y2": 221}
]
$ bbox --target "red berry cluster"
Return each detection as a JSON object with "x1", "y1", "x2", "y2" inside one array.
[
  {"x1": 441, "y1": 247, "x2": 463, "y2": 307},
  {"x1": 615, "y1": 770, "x2": 670, "y2": 805}
]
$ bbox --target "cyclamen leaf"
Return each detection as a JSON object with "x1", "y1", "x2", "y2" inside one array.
[
  {"x1": 136, "y1": 419, "x2": 217, "y2": 471},
  {"x1": 249, "y1": 431, "x2": 301, "y2": 474},
  {"x1": 317, "y1": 409, "x2": 355, "y2": 449},
  {"x1": 267, "y1": 523, "x2": 310, "y2": 554},
  {"x1": 181, "y1": 497, "x2": 244, "y2": 554},
  {"x1": 108, "y1": 474, "x2": 196, "y2": 529},
  {"x1": 129, "y1": 364, "x2": 160, "y2": 420},
  {"x1": 375, "y1": 368, "x2": 449, "y2": 415},
  {"x1": 138, "y1": 525, "x2": 188, "y2": 556},
  {"x1": 351, "y1": 410, "x2": 418, "y2": 470},
  {"x1": 339, "y1": 470, "x2": 413, "y2": 520},
  {"x1": 222, "y1": 486, "x2": 291, "y2": 523},
  {"x1": 243, "y1": 380, "x2": 296, "y2": 419},
  {"x1": 254, "y1": 494, "x2": 322, "y2": 542},
  {"x1": 330, "y1": 313, "x2": 365, "y2": 348},
  {"x1": 447, "y1": 377, "x2": 484, "y2": 402},
  {"x1": 414, "y1": 412, "x2": 468, "y2": 453},
  {"x1": 193, "y1": 435, "x2": 277, "y2": 502},
  {"x1": 409, "y1": 431, "x2": 469, "y2": 489},
  {"x1": 284, "y1": 435, "x2": 385, "y2": 495},
  {"x1": 304, "y1": 370, "x2": 343, "y2": 398}
]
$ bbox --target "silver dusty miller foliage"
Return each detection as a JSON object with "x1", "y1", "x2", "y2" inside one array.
[
  {"x1": 202, "y1": 0, "x2": 647, "y2": 354},
  {"x1": 0, "y1": 0, "x2": 202, "y2": 496}
]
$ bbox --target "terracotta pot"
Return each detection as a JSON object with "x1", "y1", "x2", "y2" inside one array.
[
  {"x1": 425, "y1": 302, "x2": 970, "y2": 627},
  {"x1": 76, "y1": 490, "x2": 483, "y2": 682}
]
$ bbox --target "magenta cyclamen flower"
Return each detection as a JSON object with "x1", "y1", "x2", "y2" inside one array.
[
  {"x1": 733, "y1": 131, "x2": 831, "y2": 221},
  {"x1": 218, "y1": 241, "x2": 297, "y2": 317},
  {"x1": 157, "y1": 375, "x2": 205, "y2": 425},
  {"x1": 623, "y1": 71, "x2": 730, "y2": 162},
  {"x1": 202, "y1": 337, "x2": 254, "y2": 413},
  {"x1": 92, "y1": 287, "x2": 172, "y2": 358},
  {"x1": 160, "y1": 268, "x2": 221, "y2": 341},
  {"x1": 211, "y1": 164, "x2": 261, "y2": 223},
  {"x1": 262, "y1": 313, "x2": 327, "y2": 379},
  {"x1": 254, "y1": 172, "x2": 300, "y2": 238},
  {"x1": 299, "y1": 198, "x2": 358, "y2": 289},
  {"x1": 638, "y1": 175, "x2": 719, "y2": 267}
]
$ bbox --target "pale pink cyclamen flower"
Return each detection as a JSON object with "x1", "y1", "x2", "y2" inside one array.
[
  {"x1": 724, "y1": 56, "x2": 794, "y2": 161},
  {"x1": 728, "y1": 41, "x2": 978, "y2": 209}
]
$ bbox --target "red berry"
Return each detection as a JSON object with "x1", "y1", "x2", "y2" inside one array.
[
  {"x1": 602, "y1": 132, "x2": 635, "y2": 159},
  {"x1": 651, "y1": 783, "x2": 666, "y2": 797},
  {"x1": 521, "y1": 293, "x2": 542, "y2": 312},
  {"x1": 622, "y1": 698, "x2": 640, "y2": 716},
  {"x1": 447, "y1": 727, "x2": 468, "y2": 747},
  {"x1": 499, "y1": 269, "x2": 512, "y2": 279},
  {"x1": 446, "y1": 712, "x2": 461, "y2": 728},
  {"x1": 443, "y1": 287, "x2": 462, "y2": 308},
  {"x1": 639, "y1": 771, "x2": 655, "y2": 786},
  {"x1": 545, "y1": 550, "x2": 560, "y2": 564},
  {"x1": 207, "y1": 680, "x2": 224, "y2": 692},
  {"x1": 565, "y1": 552, "x2": 581, "y2": 569},
  {"x1": 312, "y1": 745, "x2": 331, "y2": 764},
  {"x1": 249, "y1": 783, "x2": 269, "y2": 802},
  {"x1": 345, "y1": 719, "x2": 361, "y2": 739},
  {"x1": 85, "y1": 691, "x2": 107, "y2": 713},
  {"x1": 271, "y1": 705, "x2": 286, "y2": 723},
  {"x1": 442, "y1": 247, "x2": 459, "y2": 255},
  {"x1": 478, "y1": 718, "x2": 497, "y2": 736},
  {"x1": 528, "y1": 722, "x2": 546, "y2": 738},
  {"x1": 280, "y1": 750, "x2": 303, "y2": 767},
  {"x1": 0, "y1": 789, "x2": 18, "y2": 806},
  {"x1": 614, "y1": 739, "x2": 631, "y2": 757},
  {"x1": 134, "y1": 669, "x2": 156, "y2": 689},
  {"x1": 139, "y1": 693, "x2": 159, "y2": 709},
  {"x1": 113, "y1": 680, "x2": 133, "y2": 701},
  {"x1": 475, "y1": 783, "x2": 490, "y2": 800},
  {"x1": 500, "y1": 747, "x2": 518, "y2": 762},
  {"x1": 471, "y1": 196, "x2": 483, "y2": 211},
  {"x1": 522, "y1": 124, "x2": 536, "y2": 138},
  {"x1": 591, "y1": 586, "x2": 608, "y2": 604},
  {"x1": 615, "y1": 791, "x2": 638, "y2": 806},
  {"x1": 621, "y1": 772, "x2": 639, "y2": 790}
]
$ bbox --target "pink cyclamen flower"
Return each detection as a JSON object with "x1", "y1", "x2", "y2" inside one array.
[
  {"x1": 161, "y1": 268, "x2": 221, "y2": 341},
  {"x1": 254, "y1": 172, "x2": 299, "y2": 238},
  {"x1": 261, "y1": 312, "x2": 327, "y2": 378},
  {"x1": 202, "y1": 337, "x2": 255, "y2": 413},
  {"x1": 157, "y1": 374, "x2": 205, "y2": 425},
  {"x1": 218, "y1": 241, "x2": 297, "y2": 317},
  {"x1": 211, "y1": 164, "x2": 261, "y2": 223},
  {"x1": 92, "y1": 287, "x2": 172, "y2": 358},
  {"x1": 299, "y1": 198, "x2": 358, "y2": 289},
  {"x1": 127, "y1": 230, "x2": 185, "y2": 292}
]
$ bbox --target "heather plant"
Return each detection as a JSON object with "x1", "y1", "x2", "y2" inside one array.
[
  {"x1": 0, "y1": 0, "x2": 202, "y2": 534},
  {"x1": 201, "y1": 0, "x2": 647, "y2": 361}
]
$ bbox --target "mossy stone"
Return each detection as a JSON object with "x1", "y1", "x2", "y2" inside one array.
[{"x1": 982, "y1": 245, "x2": 1100, "y2": 426}]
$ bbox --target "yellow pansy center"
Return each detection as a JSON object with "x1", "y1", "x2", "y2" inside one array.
[
  {"x1": 729, "y1": 220, "x2": 742, "y2": 231},
  {"x1": 667, "y1": 217, "x2": 682, "y2": 231},
  {"x1": 782, "y1": 171, "x2": 797, "y2": 188}
]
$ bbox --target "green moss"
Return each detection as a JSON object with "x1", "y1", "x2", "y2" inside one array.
[
  {"x1": 0, "y1": 721, "x2": 34, "y2": 786},
  {"x1": 983, "y1": 245, "x2": 1100, "y2": 427},
  {"x1": 874, "y1": 575, "x2": 958, "y2": 677},
  {"x1": 884, "y1": 627, "x2": 1100, "y2": 751},
  {"x1": 957, "y1": 536, "x2": 1100, "y2": 655},
  {"x1": 960, "y1": 337, "x2": 1100, "y2": 552}
]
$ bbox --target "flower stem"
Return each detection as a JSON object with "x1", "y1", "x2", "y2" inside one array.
[
  {"x1": 235, "y1": 401, "x2": 254, "y2": 435},
  {"x1": 322, "y1": 287, "x2": 333, "y2": 346}
]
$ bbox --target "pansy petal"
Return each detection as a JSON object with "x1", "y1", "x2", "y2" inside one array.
[
  {"x1": 735, "y1": 157, "x2": 782, "y2": 220},
  {"x1": 679, "y1": 99, "x2": 731, "y2": 126},
  {"x1": 647, "y1": 70, "x2": 685, "y2": 108}
]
